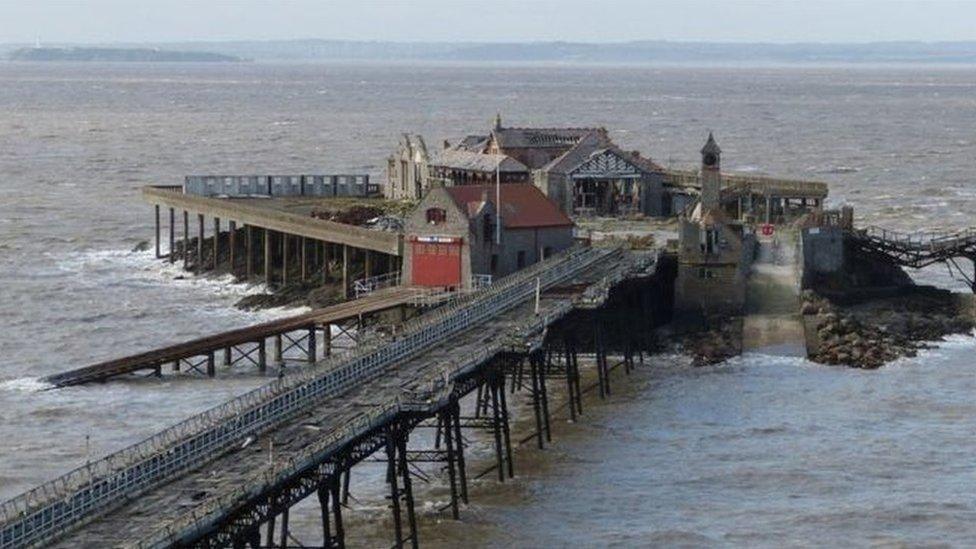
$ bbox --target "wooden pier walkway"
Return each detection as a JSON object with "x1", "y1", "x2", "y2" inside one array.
[{"x1": 43, "y1": 286, "x2": 424, "y2": 388}]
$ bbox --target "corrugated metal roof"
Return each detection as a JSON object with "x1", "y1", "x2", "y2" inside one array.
[
  {"x1": 430, "y1": 149, "x2": 528, "y2": 173},
  {"x1": 491, "y1": 127, "x2": 598, "y2": 149},
  {"x1": 445, "y1": 184, "x2": 574, "y2": 229}
]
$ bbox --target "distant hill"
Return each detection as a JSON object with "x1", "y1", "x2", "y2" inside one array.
[
  {"x1": 8, "y1": 47, "x2": 244, "y2": 63},
  {"x1": 6, "y1": 41, "x2": 976, "y2": 65}
]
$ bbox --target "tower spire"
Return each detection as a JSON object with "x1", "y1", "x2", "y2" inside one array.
[{"x1": 700, "y1": 132, "x2": 722, "y2": 209}]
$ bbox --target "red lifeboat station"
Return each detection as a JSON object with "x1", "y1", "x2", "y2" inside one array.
[{"x1": 402, "y1": 184, "x2": 575, "y2": 290}]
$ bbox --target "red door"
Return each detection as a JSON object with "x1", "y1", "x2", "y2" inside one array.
[{"x1": 412, "y1": 241, "x2": 461, "y2": 287}]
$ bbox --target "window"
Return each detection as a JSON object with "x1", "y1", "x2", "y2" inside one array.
[
  {"x1": 426, "y1": 208, "x2": 447, "y2": 225},
  {"x1": 700, "y1": 228, "x2": 719, "y2": 254},
  {"x1": 517, "y1": 250, "x2": 526, "y2": 269},
  {"x1": 698, "y1": 267, "x2": 714, "y2": 279},
  {"x1": 490, "y1": 254, "x2": 498, "y2": 273},
  {"x1": 543, "y1": 246, "x2": 553, "y2": 259}
]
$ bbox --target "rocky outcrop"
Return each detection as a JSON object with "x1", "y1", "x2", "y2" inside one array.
[
  {"x1": 681, "y1": 319, "x2": 743, "y2": 366},
  {"x1": 235, "y1": 281, "x2": 345, "y2": 311},
  {"x1": 802, "y1": 288, "x2": 974, "y2": 369}
]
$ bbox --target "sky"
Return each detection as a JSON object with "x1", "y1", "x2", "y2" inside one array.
[{"x1": 1, "y1": 0, "x2": 975, "y2": 44}]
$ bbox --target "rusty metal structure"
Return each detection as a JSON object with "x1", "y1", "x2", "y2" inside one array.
[
  {"x1": 847, "y1": 225, "x2": 976, "y2": 291},
  {"x1": 1, "y1": 245, "x2": 663, "y2": 549}
]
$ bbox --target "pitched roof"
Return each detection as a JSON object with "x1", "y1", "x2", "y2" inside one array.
[
  {"x1": 444, "y1": 184, "x2": 574, "y2": 229},
  {"x1": 542, "y1": 132, "x2": 665, "y2": 175},
  {"x1": 542, "y1": 131, "x2": 611, "y2": 174},
  {"x1": 491, "y1": 127, "x2": 599, "y2": 149},
  {"x1": 701, "y1": 132, "x2": 721, "y2": 155},
  {"x1": 454, "y1": 135, "x2": 490, "y2": 152},
  {"x1": 430, "y1": 149, "x2": 528, "y2": 173}
]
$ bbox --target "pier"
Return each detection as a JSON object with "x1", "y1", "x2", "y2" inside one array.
[
  {"x1": 43, "y1": 286, "x2": 425, "y2": 388},
  {"x1": 145, "y1": 185, "x2": 401, "y2": 296},
  {"x1": 0, "y1": 246, "x2": 661, "y2": 549}
]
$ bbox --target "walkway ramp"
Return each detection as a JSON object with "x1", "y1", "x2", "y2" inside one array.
[
  {"x1": 42, "y1": 286, "x2": 424, "y2": 388},
  {"x1": 742, "y1": 232, "x2": 806, "y2": 356}
]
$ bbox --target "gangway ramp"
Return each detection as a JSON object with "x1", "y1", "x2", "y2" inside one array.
[{"x1": 42, "y1": 286, "x2": 423, "y2": 388}]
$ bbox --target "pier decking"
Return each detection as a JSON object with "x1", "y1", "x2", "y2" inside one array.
[
  {"x1": 1, "y1": 246, "x2": 657, "y2": 549},
  {"x1": 43, "y1": 286, "x2": 425, "y2": 388}
]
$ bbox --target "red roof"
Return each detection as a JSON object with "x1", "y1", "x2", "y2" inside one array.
[{"x1": 444, "y1": 184, "x2": 574, "y2": 229}]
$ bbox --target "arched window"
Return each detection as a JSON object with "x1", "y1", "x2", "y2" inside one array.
[{"x1": 426, "y1": 208, "x2": 447, "y2": 225}]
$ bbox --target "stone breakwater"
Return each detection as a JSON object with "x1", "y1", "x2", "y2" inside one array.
[{"x1": 802, "y1": 288, "x2": 975, "y2": 369}]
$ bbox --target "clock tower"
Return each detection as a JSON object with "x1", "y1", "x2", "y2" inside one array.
[{"x1": 700, "y1": 132, "x2": 722, "y2": 210}]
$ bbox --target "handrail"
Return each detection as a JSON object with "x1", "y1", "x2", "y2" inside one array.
[
  {"x1": 352, "y1": 271, "x2": 401, "y2": 299},
  {"x1": 135, "y1": 250, "x2": 621, "y2": 548},
  {"x1": 856, "y1": 225, "x2": 976, "y2": 250},
  {"x1": 0, "y1": 245, "x2": 614, "y2": 549}
]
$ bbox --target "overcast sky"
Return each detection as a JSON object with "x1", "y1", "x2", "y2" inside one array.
[{"x1": 1, "y1": 0, "x2": 975, "y2": 44}]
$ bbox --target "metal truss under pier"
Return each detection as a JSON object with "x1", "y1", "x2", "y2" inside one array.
[
  {"x1": 1, "y1": 245, "x2": 656, "y2": 549},
  {"x1": 847, "y1": 225, "x2": 976, "y2": 290}
]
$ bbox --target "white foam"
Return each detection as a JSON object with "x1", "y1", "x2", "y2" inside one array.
[
  {"x1": 53, "y1": 248, "x2": 307, "y2": 324},
  {"x1": 0, "y1": 377, "x2": 53, "y2": 393},
  {"x1": 57, "y1": 248, "x2": 278, "y2": 300}
]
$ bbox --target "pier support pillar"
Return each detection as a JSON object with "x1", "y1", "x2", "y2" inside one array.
[
  {"x1": 154, "y1": 204, "x2": 161, "y2": 259},
  {"x1": 441, "y1": 405, "x2": 461, "y2": 520},
  {"x1": 301, "y1": 236, "x2": 308, "y2": 282},
  {"x1": 386, "y1": 425, "x2": 418, "y2": 549},
  {"x1": 212, "y1": 217, "x2": 220, "y2": 271},
  {"x1": 323, "y1": 243, "x2": 331, "y2": 283},
  {"x1": 529, "y1": 354, "x2": 545, "y2": 449},
  {"x1": 229, "y1": 220, "x2": 237, "y2": 274},
  {"x1": 264, "y1": 230, "x2": 272, "y2": 287},
  {"x1": 342, "y1": 245, "x2": 349, "y2": 298},
  {"x1": 278, "y1": 508, "x2": 289, "y2": 549},
  {"x1": 245, "y1": 225, "x2": 253, "y2": 279},
  {"x1": 258, "y1": 339, "x2": 267, "y2": 373},
  {"x1": 488, "y1": 373, "x2": 513, "y2": 481},
  {"x1": 564, "y1": 337, "x2": 583, "y2": 418},
  {"x1": 317, "y1": 472, "x2": 346, "y2": 549},
  {"x1": 274, "y1": 334, "x2": 283, "y2": 364},
  {"x1": 182, "y1": 210, "x2": 189, "y2": 269},
  {"x1": 282, "y1": 233, "x2": 289, "y2": 287},
  {"x1": 197, "y1": 214, "x2": 205, "y2": 274},
  {"x1": 206, "y1": 351, "x2": 215, "y2": 378},
  {"x1": 594, "y1": 318, "x2": 610, "y2": 399},
  {"x1": 308, "y1": 325, "x2": 317, "y2": 363},
  {"x1": 452, "y1": 400, "x2": 468, "y2": 503},
  {"x1": 168, "y1": 208, "x2": 175, "y2": 263},
  {"x1": 323, "y1": 324, "x2": 332, "y2": 357},
  {"x1": 364, "y1": 250, "x2": 373, "y2": 279}
]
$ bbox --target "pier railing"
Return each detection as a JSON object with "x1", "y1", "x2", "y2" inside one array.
[
  {"x1": 352, "y1": 271, "x2": 401, "y2": 298},
  {"x1": 664, "y1": 168, "x2": 829, "y2": 198},
  {"x1": 0, "y1": 245, "x2": 614, "y2": 549},
  {"x1": 857, "y1": 226, "x2": 976, "y2": 251},
  {"x1": 136, "y1": 249, "x2": 627, "y2": 548}
]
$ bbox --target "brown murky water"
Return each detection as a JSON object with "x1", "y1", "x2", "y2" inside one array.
[{"x1": 2, "y1": 61, "x2": 976, "y2": 546}]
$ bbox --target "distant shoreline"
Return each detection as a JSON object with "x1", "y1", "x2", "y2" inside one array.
[
  {"x1": 5, "y1": 40, "x2": 976, "y2": 66},
  {"x1": 8, "y1": 47, "x2": 246, "y2": 63}
]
